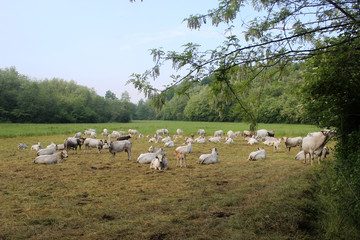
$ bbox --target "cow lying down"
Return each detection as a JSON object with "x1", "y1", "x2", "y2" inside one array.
[
  {"x1": 248, "y1": 148, "x2": 266, "y2": 161},
  {"x1": 34, "y1": 151, "x2": 68, "y2": 164}
]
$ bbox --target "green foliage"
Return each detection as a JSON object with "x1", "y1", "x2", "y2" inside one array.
[
  {"x1": 134, "y1": 99, "x2": 156, "y2": 120},
  {"x1": 0, "y1": 68, "x2": 133, "y2": 123},
  {"x1": 129, "y1": 0, "x2": 359, "y2": 129},
  {"x1": 105, "y1": 90, "x2": 117, "y2": 100},
  {"x1": 145, "y1": 62, "x2": 309, "y2": 124},
  {"x1": 183, "y1": 87, "x2": 219, "y2": 122},
  {"x1": 302, "y1": 37, "x2": 360, "y2": 238},
  {"x1": 302, "y1": 38, "x2": 360, "y2": 132},
  {"x1": 160, "y1": 94, "x2": 189, "y2": 120}
]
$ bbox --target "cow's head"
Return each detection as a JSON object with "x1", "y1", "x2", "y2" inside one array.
[{"x1": 321, "y1": 129, "x2": 336, "y2": 139}]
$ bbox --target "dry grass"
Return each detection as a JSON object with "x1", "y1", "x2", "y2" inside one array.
[{"x1": 0, "y1": 131, "x2": 332, "y2": 239}]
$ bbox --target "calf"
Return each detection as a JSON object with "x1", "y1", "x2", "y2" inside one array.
[{"x1": 175, "y1": 150, "x2": 187, "y2": 168}]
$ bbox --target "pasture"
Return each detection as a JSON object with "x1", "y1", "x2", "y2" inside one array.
[{"x1": 0, "y1": 121, "x2": 329, "y2": 239}]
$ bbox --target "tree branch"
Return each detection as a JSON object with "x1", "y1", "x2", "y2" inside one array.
[{"x1": 326, "y1": 0, "x2": 360, "y2": 24}]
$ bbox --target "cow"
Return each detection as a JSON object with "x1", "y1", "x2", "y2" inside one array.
[{"x1": 302, "y1": 130, "x2": 335, "y2": 165}]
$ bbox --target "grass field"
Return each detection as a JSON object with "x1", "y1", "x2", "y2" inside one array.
[
  {"x1": 0, "y1": 120, "x2": 320, "y2": 138},
  {"x1": 0, "y1": 121, "x2": 330, "y2": 239}
]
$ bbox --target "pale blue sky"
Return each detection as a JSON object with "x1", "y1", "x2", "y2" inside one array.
[{"x1": 0, "y1": 0, "x2": 251, "y2": 103}]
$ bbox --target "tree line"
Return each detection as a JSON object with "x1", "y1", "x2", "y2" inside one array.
[
  {"x1": 0, "y1": 67, "x2": 134, "y2": 123},
  {"x1": 0, "y1": 64, "x2": 309, "y2": 124},
  {"x1": 155, "y1": 62, "x2": 309, "y2": 124}
]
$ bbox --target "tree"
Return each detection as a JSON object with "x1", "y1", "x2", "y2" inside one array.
[
  {"x1": 135, "y1": 99, "x2": 156, "y2": 120},
  {"x1": 105, "y1": 90, "x2": 117, "y2": 100},
  {"x1": 301, "y1": 38, "x2": 360, "y2": 237},
  {"x1": 183, "y1": 87, "x2": 219, "y2": 121},
  {"x1": 128, "y1": 0, "x2": 359, "y2": 129},
  {"x1": 120, "y1": 91, "x2": 131, "y2": 102}
]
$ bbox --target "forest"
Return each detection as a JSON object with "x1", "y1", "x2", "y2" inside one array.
[
  {"x1": 0, "y1": 63, "x2": 308, "y2": 124},
  {"x1": 0, "y1": 67, "x2": 135, "y2": 123}
]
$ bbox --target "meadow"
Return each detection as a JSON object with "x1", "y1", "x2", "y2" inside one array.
[{"x1": 0, "y1": 121, "x2": 329, "y2": 239}]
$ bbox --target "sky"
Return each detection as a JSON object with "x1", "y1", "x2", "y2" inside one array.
[{"x1": 0, "y1": 0, "x2": 252, "y2": 103}]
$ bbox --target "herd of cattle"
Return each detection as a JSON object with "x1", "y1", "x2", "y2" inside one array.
[{"x1": 17, "y1": 127, "x2": 335, "y2": 168}]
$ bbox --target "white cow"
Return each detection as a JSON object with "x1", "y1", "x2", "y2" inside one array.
[
  {"x1": 150, "y1": 154, "x2": 168, "y2": 170},
  {"x1": 128, "y1": 129, "x2": 139, "y2": 136},
  {"x1": 156, "y1": 129, "x2": 169, "y2": 136},
  {"x1": 256, "y1": 129, "x2": 269, "y2": 140},
  {"x1": 282, "y1": 137, "x2": 303, "y2": 152},
  {"x1": 199, "y1": 148, "x2": 219, "y2": 164},
  {"x1": 295, "y1": 147, "x2": 330, "y2": 163},
  {"x1": 84, "y1": 138, "x2": 104, "y2": 154},
  {"x1": 227, "y1": 130, "x2": 236, "y2": 138},
  {"x1": 137, "y1": 148, "x2": 166, "y2": 164},
  {"x1": 31, "y1": 142, "x2": 43, "y2": 151},
  {"x1": 197, "y1": 129, "x2": 206, "y2": 136},
  {"x1": 176, "y1": 129, "x2": 183, "y2": 135},
  {"x1": 175, "y1": 142, "x2": 192, "y2": 153},
  {"x1": 194, "y1": 136, "x2": 206, "y2": 144},
  {"x1": 74, "y1": 132, "x2": 82, "y2": 138},
  {"x1": 208, "y1": 136, "x2": 221, "y2": 143},
  {"x1": 108, "y1": 131, "x2": 121, "y2": 140},
  {"x1": 101, "y1": 129, "x2": 109, "y2": 137},
  {"x1": 148, "y1": 145, "x2": 162, "y2": 153},
  {"x1": 224, "y1": 137, "x2": 234, "y2": 144},
  {"x1": 302, "y1": 130, "x2": 335, "y2": 165},
  {"x1": 37, "y1": 145, "x2": 57, "y2": 156},
  {"x1": 247, "y1": 137, "x2": 258, "y2": 145},
  {"x1": 34, "y1": 151, "x2": 68, "y2": 164},
  {"x1": 161, "y1": 136, "x2": 172, "y2": 143},
  {"x1": 248, "y1": 148, "x2": 266, "y2": 161},
  {"x1": 243, "y1": 130, "x2": 252, "y2": 138},
  {"x1": 18, "y1": 143, "x2": 28, "y2": 149},
  {"x1": 214, "y1": 130, "x2": 224, "y2": 138},
  {"x1": 164, "y1": 141, "x2": 175, "y2": 148}
]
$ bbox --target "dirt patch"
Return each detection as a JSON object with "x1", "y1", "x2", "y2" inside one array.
[
  {"x1": 102, "y1": 214, "x2": 115, "y2": 221},
  {"x1": 216, "y1": 181, "x2": 229, "y2": 185},
  {"x1": 211, "y1": 211, "x2": 234, "y2": 218},
  {"x1": 149, "y1": 233, "x2": 167, "y2": 240}
]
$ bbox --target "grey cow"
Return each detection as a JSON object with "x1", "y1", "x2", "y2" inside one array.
[
  {"x1": 109, "y1": 140, "x2": 132, "y2": 161},
  {"x1": 34, "y1": 151, "x2": 68, "y2": 164}
]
